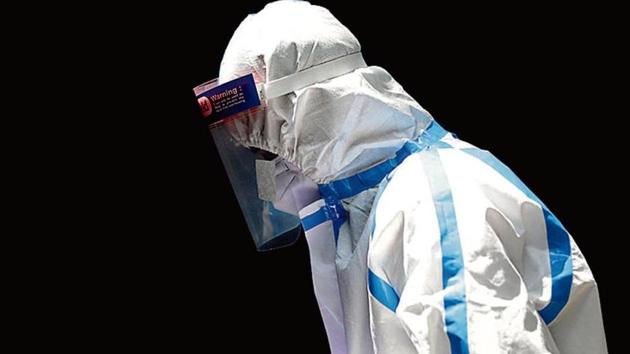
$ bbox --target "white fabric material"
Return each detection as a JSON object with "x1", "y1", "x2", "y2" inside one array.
[
  {"x1": 300, "y1": 200, "x2": 348, "y2": 354},
  {"x1": 268, "y1": 158, "x2": 320, "y2": 215},
  {"x1": 299, "y1": 188, "x2": 380, "y2": 354},
  {"x1": 220, "y1": 1, "x2": 607, "y2": 353},
  {"x1": 336, "y1": 189, "x2": 379, "y2": 354}
]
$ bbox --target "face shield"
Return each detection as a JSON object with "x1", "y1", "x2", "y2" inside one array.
[{"x1": 193, "y1": 52, "x2": 366, "y2": 251}]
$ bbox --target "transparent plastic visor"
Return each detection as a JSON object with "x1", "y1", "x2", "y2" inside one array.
[{"x1": 194, "y1": 73, "x2": 301, "y2": 251}]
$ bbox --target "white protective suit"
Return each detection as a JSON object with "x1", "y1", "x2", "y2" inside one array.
[{"x1": 219, "y1": 1, "x2": 608, "y2": 353}]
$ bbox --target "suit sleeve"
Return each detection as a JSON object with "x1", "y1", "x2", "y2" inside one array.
[{"x1": 367, "y1": 148, "x2": 606, "y2": 353}]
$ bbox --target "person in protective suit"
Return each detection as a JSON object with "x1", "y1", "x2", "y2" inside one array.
[{"x1": 199, "y1": 1, "x2": 607, "y2": 353}]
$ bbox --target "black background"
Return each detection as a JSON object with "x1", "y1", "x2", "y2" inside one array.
[{"x1": 115, "y1": 1, "x2": 620, "y2": 352}]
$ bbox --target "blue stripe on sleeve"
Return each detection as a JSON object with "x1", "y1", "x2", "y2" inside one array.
[
  {"x1": 420, "y1": 148, "x2": 470, "y2": 354},
  {"x1": 368, "y1": 268, "x2": 400, "y2": 312}
]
